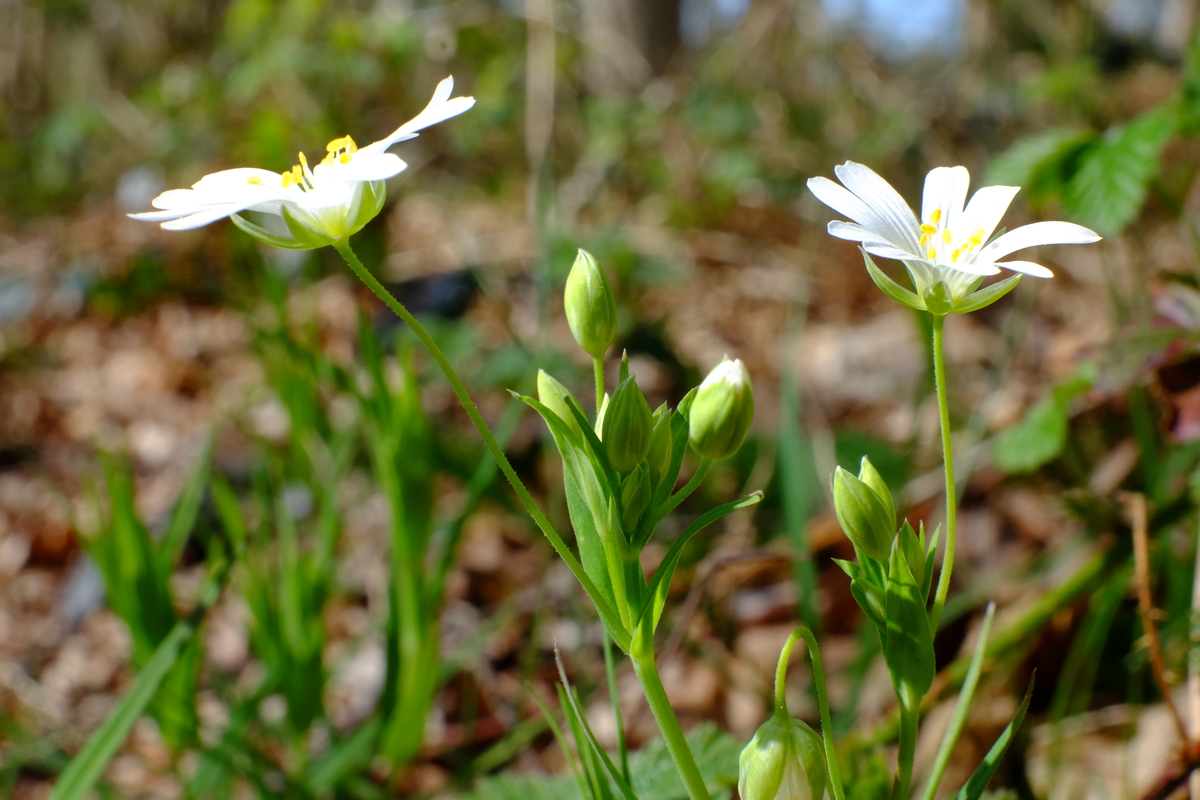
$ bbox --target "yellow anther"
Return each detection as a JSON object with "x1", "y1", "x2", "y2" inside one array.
[
  {"x1": 967, "y1": 235, "x2": 983, "y2": 246},
  {"x1": 920, "y1": 223, "x2": 937, "y2": 234},
  {"x1": 951, "y1": 249, "x2": 961, "y2": 263},
  {"x1": 941, "y1": 228, "x2": 953, "y2": 244},
  {"x1": 930, "y1": 209, "x2": 942, "y2": 223},
  {"x1": 325, "y1": 135, "x2": 358, "y2": 154},
  {"x1": 321, "y1": 152, "x2": 335, "y2": 166},
  {"x1": 974, "y1": 228, "x2": 985, "y2": 238},
  {"x1": 281, "y1": 170, "x2": 294, "y2": 188},
  {"x1": 339, "y1": 152, "x2": 352, "y2": 164},
  {"x1": 927, "y1": 247, "x2": 937, "y2": 259},
  {"x1": 298, "y1": 151, "x2": 309, "y2": 169},
  {"x1": 920, "y1": 233, "x2": 929, "y2": 247},
  {"x1": 247, "y1": 176, "x2": 263, "y2": 185}
]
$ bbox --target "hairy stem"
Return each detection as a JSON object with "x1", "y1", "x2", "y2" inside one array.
[
  {"x1": 929, "y1": 314, "x2": 956, "y2": 633},
  {"x1": 631, "y1": 627, "x2": 711, "y2": 800}
]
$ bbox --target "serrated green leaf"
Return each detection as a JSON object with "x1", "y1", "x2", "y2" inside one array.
[
  {"x1": 1063, "y1": 107, "x2": 1177, "y2": 236},
  {"x1": 984, "y1": 128, "x2": 1095, "y2": 205}
]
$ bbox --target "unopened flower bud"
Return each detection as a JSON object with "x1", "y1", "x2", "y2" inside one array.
[
  {"x1": 647, "y1": 405, "x2": 674, "y2": 488},
  {"x1": 856, "y1": 456, "x2": 895, "y2": 534},
  {"x1": 564, "y1": 249, "x2": 617, "y2": 358},
  {"x1": 621, "y1": 464, "x2": 652, "y2": 533},
  {"x1": 832, "y1": 461, "x2": 894, "y2": 563},
  {"x1": 537, "y1": 370, "x2": 582, "y2": 436},
  {"x1": 739, "y1": 712, "x2": 827, "y2": 800},
  {"x1": 602, "y1": 376, "x2": 653, "y2": 473},
  {"x1": 688, "y1": 358, "x2": 754, "y2": 461}
]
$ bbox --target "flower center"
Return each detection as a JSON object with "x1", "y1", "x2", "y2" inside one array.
[
  {"x1": 917, "y1": 209, "x2": 984, "y2": 266},
  {"x1": 280, "y1": 151, "x2": 317, "y2": 191}
]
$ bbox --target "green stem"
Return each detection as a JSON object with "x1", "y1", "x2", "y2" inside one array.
[
  {"x1": 594, "y1": 355, "x2": 606, "y2": 418},
  {"x1": 631, "y1": 628, "x2": 711, "y2": 800},
  {"x1": 891, "y1": 704, "x2": 919, "y2": 800},
  {"x1": 775, "y1": 628, "x2": 847, "y2": 800},
  {"x1": 656, "y1": 459, "x2": 712, "y2": 520},
  {"x1": 333, "y1": 239, "x2": 629, "y2": 647},
  {"x1": 929, "y1": 314, "x2": 956, "y2": 633}
]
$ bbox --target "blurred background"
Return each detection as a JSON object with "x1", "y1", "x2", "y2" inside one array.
[{"x1": 4, "y1": 0, "x2": 1200, "y2": 798}]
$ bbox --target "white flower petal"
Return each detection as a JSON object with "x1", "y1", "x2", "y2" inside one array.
[
  {"x1": 862, "y1": 241, "x2": 917, "y2": 260},
  {"x1": 160, "y1": 205, "x2": 250, "y2": 230},
  {"x1": 833, "y1": 162, "x2": 922, "y2": 252},
  {"x1": 329, "y1": 152, "x2": 408, "y2": 182},
  {"x1": 826, "y1": 220, "x2": 875, "y2": 241},
  {"x1": 994, "y1": 259, "x2": 1053, "y2": 278},
  {"x1": 979, "y1": 220, "x2": 1101, "y2": 262},
  {"x1": 947, "y1": 258, "x2": 1001, "y2": 277},
  {"x1": 921, "y1": 166, "x2": 969, "y2": 227},
  {"x1": 809, "y1": 178, "x2": 915, "y2": 252},
  {"x1": 364, "y1": 76, "x2": 476, "y2": 154},
  {"x1": 956, "y1": 185, "x2": 1019, "y2": 242}
]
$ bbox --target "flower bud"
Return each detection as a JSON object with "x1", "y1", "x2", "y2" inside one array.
[
  {"x1": 647, "y1": 405, "x2": 674, "y2": 488},
  {"x1": 564, "y1": 249, "x2": 617, "y2": 358},
  {"x1": 856, "y1": 456, "x2": 895, "y2": 534},
  {"x1": 739, "y1": 712, "x2": 827, "y2": 800},
  {"x1": 601, "y1": 376, "x2": 653, "y2": 473},
  {"x1": 621, "y1": 464, "x2": 652, "y2": 533},
  {"x1": 688, "y1": 358, "x2": 754, "y2": 461},
  {"x1": 537, "y1": 370, "x2": 582, "y2": 436},
  {"x1": 832, "y1": 465, "x2": 894, "y2": 563}
]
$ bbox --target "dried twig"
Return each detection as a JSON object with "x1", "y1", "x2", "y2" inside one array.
[{"x1": 1123, "y1": 492, "x2": 1191, "y2": 745}]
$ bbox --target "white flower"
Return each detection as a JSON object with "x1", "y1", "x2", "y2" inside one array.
[
  {"x1": 807, "y1": 161, "x2": 1100, "y2": 303},
  {"x1": 130, "y1": 77, "x2": 474, "y2": 247}
]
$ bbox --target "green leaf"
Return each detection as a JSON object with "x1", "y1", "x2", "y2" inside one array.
[
  {"x1": 636, "y1": 492, "x2": 763, "y2": 636},
  {"x1": 952, "y1": 675, "x2": 1035, "y2": 800},
  {"x1": 882, "y1": 537, "x2": 935, "y2": 709},
  {"x1": 850, "y1": 576, "x2": 887, "y2": 632},
  {"x1": 991, "y1": 399, "x2": 1067, "y2": 473},
  {"x1": 1062, "y1": 107, "x2": 1177, "y2": 237},
  {"x1": 48, "y1": 570, "x2": 226, "y2": 800},
  {"x1": 918, "y1": 603, "x2": 996, "y2": 800},
  {"x1": 159, "y1": 434, "x2": 214, "y2": 569},
  {"x1": 984, "y1": 128, "x2": 1095, "y2": 205}
]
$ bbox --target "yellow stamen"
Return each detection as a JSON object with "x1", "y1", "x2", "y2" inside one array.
[
  {"x1": 919, "y1": 223, "x2": 937, "y2": 234},
  {"x1": 325, "y1": 135, "x2": 358, "y2": 154},
  {"x1": 967, "y1": 235, "x2": 983, "y2": 246},
  {"x1": 974, "y1": 228, "x2": 985, "y2": 238},
  {"x1": 321, "y1": 152, "x2": 335, "y2": 166},
  {"x1": 941, "y1": 228, "x2": 953, "y2": 244},
  {"x1": 951, "y1": 249, "x2": 961, "y2": 263},
  {"x1": 920, "y1": 232, "x2": 929, "y2": 247},
  {"x1": 247, "y1": 176, "x2": 263, "y2": 185},
  {"x1": 298, "y1": 152, "x2": 309, "y2": 169},
  {"x1": 930, "y1": 209, "x2": 942, "y2": 223},
  {"x1": 927, "y1": 247, "x2": 936, "y2": 259},
  {"x1": 339, "y1": 152, "x2": 352, "y2": 164}
]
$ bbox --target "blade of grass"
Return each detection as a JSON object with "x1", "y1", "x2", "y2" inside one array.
[
  {"x1": 159, "y1": 433, "x2": 214, "y2": 568},
  {"x1": 48, "y1": 560, "x2": 228, "y2": 800}
]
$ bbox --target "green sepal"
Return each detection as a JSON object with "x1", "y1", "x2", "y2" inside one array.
[
  {"x1": 563, "y1": 395, "x2": 622, "y2": 500},
  {"x1": 863, "y1": 250, "x2": 923, "y2": 310},
  {"x1": 923, "y1": 281, "x2": 954, "y2": 316},
  {"x1": 831, "y1": 557, "x2": 859, "y2": 580},
  {"x1": 883, "y1": 533, "x2": 936, "y2": 709},
  {"x1": 833, "y1": 466, "x2": 894, "y2": 563},
  {"x1": 281, "y1": 204, "x2": 339, "y2": 249},
  {"x1": 230, "y1": 213, "x2": 313, "y2": 250},
  {"x1": 922, "y1": 522, "x2": 940, "y2": 604},
  {"x1": 347, "y1": 180, "x2": 387, "y2": 238},
  {"x1": 952, "y1": 273, "x2": 1022, "y2": 314},
  {"x1": 851, "y1": 575, "x2": 888, "y2": 633}
]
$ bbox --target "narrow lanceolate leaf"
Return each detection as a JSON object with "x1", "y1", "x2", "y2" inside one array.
[
  {"x1": 919, "y1": 603, "x2": 996, "y2": 800},
  {"x1": 1062, "y1": 106, "x2": 1177, "y2": 237},
  {"x1": 953, "y1": 673, "x2": 1035, "y2": 800},
  {"x1": 882, "y1": 539, "x2": 935, "y2": 709},
  {"x1": 49, "y1": 570, "x2": 226, "y2": 800}
]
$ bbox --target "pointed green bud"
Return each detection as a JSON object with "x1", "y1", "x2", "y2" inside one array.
[
  {"x1": 832, "y1": 467, "x2": 894, "y2": 563},
  {"x1": 739, "y1": 712, "x2": 827, "y2": 800},
  {"x1": 621, "y1": 464, "x2": 652, "y2": 533},
  {"x1": 647, "y1": 405, "x2": 673, "y2": 487},
  {"x1": 601, "y1": 376, "x2": 653, "y2": 473},
  {"x1": 856, "y1": 457, "x2": 895, "y2": 533},
  {"x1": 688, "y1": 358, "x2": 754, "y2": 461},
  {"x1": 564, "y1": 249, "x2": 617, "y2": 358},
  {"x1": 537, "y1": 370, "x2": 582, "y2": 436}
]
